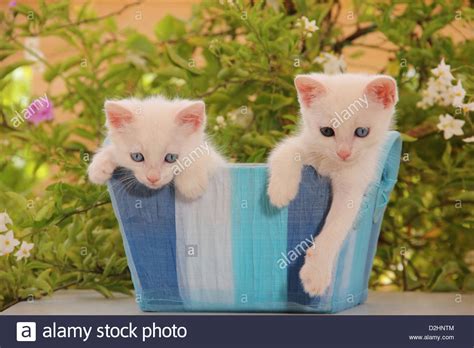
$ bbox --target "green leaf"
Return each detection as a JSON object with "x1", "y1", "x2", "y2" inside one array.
[
  {"x1": 26, "y1": 261, "x2": 52, "y2": 270},
  {"x1": 154, "y1": 66, "x2": 187, "y2": 79},
  {"x1": 103, "y1": 253, "x2": 116, "y2": 277},
  {"x1": 126, "y1": 33, "x2": 156, "y2": 56},
  {"x1": 400, "y1": 133, "x2": 418, "y2": 142},
  {"x1": 35, "y1": 200, "x2": 55, "y2": 222},
  {"x1": 155, "y1": 15, "x2": 186, "y2": 40},
  {"x1": 441, "y1": 142, "x2": 452, "y2": 169},
  {"x1": 217, "y1": 67, "x2": 233, "y2": 80},
  {"x1": 35, "y1": 278, "x2": 52, "y2": 293},
  {"x1": 72, "y1": 127, "x2": 97, "y2": 141},
  {"x1": 0, "y1": 271, "x2": 15, "y2": 283},
  {"x1": 13, "y1": 4, "x2": 39, "y2": 18},
  {"x1": 166, "y1": 45, "x2": 203, "y2": 75},
  {"x1": 281, "y1": 114, "x2": 298, "y2": 123},
  {"x1": 93, "y1": 284, "x2": 113, "y2": 298}
]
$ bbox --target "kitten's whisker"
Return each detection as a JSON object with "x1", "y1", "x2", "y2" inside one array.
[{"x1": 110, "y1": 173, "x2": 138, "y2": 197}]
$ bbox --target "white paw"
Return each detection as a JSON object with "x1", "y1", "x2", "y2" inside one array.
[
  {"x1": 88, "y1": 160, "x2": 116, "y2": 185},
  {"x1": 176, "y1": 175, "x2": 208, "y2": 200},
  {"x1": 299, "y1": 248, "x2": 333, "y2": 296},
  {"x1": 267, "y1": 175, "x2": 299, "y2": 208}
]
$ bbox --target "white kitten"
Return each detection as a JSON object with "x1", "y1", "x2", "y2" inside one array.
[
  {"x1": 88, "y1": 96, "x2": 225, "y2": 199},
  {"x1": 267, "y1": 73, "x2": 398, "y2": 296}
]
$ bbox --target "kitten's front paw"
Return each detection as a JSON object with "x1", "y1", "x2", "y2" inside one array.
[
  {"x1": 299, "y1": 249, "x2": 333, "y2": 296},
  {"x1": 176, "y1": 175, "x2": 208, "y2": 200},
  {"x1": 88, "y1": 160, "x2": 116, "y2": 185},
  {"x1": 267, "y1": 175, "x2": 299, "y2": 208}
]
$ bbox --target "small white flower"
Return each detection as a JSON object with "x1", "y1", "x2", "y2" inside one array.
[
  {"x1": 125, "y1": 52, "x2": 147, "y2": 69},
  {"x1": 15, "y1": 241, "x2": 34, "y2": 261},
  {"x1": 417, "y1": 70, "x2": 463, "y2": 109},
  {"x1": 324, "y1": 57, "x2": 346, "y2": 74},
  {"x1": 219, "y1": 0, "x2": 234, "y2": 6},
  {"x1": 463, "y1": 136, "x2": 474, "y2": 143},
  {"x1": 0, "y1": 231, "x2": 20, "y2": 256},
  {"x1": 296, "y1": 16, "x2": 319, "y2": 34},
  {"x1": 464, "y1": 102, "x2": 474, "y2": 111},
  {"x1": 12, "y1": 156, "x2": 26, "y2": 168},
  {"x1": 169, "y1": 77, "x2": 186, "y2": 87},
  {"x1": 406, "y1": 67, "x2": 417, "y2": 79},
  {"x1": 314, "y1": 57, "x2": 323, "y2": 64},
  {"x1": 431, "y1": 58, "x2": 454, "y2": 82},
  {"x1": 416, "y1": 100, "x2": 426, "y2": 108},
  {"x1": 247, "y1": 94, "x2": 257, "y2": 102},
  {"x1": 417, "y1": 88, "x2": 436, "y2": 108},
  {"x1": 304, "y1": 18, "x2": 319, "y2": 33},
  {"x1": 313, "y1": 53, "x2": 346, "y2": 75},
  {"x1": 0, "y1": 211, "x2": 13, "y2": 232},
  {"x1": 437, "y1": 114, "x2": 465, "y2": 140},
  {"x1": 213, "y1": 125, "x2": 219, "y2": 131},
  {"x1": 216, "y1": 115, "x2": 225, "y2": 125},
  {"x1": 450, "y1": 80, "x2": 466, "y2": 107},
  {"x1": 460, "y1": 102, "x2": 474, "y2": 113}
]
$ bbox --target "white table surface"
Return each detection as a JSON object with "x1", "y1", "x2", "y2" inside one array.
[{"x1": 2, "y1": 290, "x2": 473, "y2": 315}]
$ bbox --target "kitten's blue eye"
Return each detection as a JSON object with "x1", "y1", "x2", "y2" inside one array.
[
  {"x1": 355, "y1": 127, "x2": 370, "y2": 138},
  {"x1": 130, "y1": 152, "x2": 144, "y2": 162},
  {"x1": 164, "y1": 153, "x2": 178, "y2": 163},
  {"x1": 320, "y1": 127, "x2": 335, "y2": 137}
]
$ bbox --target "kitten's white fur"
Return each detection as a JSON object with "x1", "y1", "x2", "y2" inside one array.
[
  {"x1": 88, "y1": 96, "x2": 225, "y2": 199},
  {"x1": 267, "y1": 73, "x2": 398, "y2": 296}
]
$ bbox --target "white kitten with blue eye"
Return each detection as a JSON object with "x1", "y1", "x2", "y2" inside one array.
[
  {"x1": 267, "y1": 73, "x2": 398, "y2": 296},
  {"x1": 88, "y1": 96, "x2": 225, "y2": 199}
]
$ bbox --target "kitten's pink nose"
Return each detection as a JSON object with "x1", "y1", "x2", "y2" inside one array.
[
  {"x1": 146, "y1": 175, "x2": 159, "y2": 184},
  {"x1": 337, "y1": 150, "x2": 351, "y2": 160}
]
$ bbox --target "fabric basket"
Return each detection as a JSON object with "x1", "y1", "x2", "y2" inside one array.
[{"x1": 108, "y1": 131, "x2": 401, "y2": 313}]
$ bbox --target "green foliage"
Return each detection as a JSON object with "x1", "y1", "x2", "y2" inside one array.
[{"x1": 0, "y1": 0, "x2": 473, "y2": 310}]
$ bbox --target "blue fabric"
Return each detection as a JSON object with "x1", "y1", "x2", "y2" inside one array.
[
  {"x1": 231, "y1": 166, "x2": 288, "y2": 311},
  {"x1": 107, "y1": 131, "x2": 402, "y2": 313},
  {"x1": 107, "y1": 172, "x2": 182, "y2": 311},
  {"x1": 286, "y1": 167, "x2": 332, "y2": 311}
]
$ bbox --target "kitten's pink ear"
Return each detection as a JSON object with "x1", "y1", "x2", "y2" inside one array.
[
  {"x1": 176, "y1": 101, "x2": 206, "y2": 132},
  {"x1": 294, "y1": 75, "x2": 326, "y2": 108},
  {"x1": 365, "y1": 76, "x2": 398, "y2": 109},
  {"x1": 105, "y1": 101, "x2": 134, "y2": 129}
]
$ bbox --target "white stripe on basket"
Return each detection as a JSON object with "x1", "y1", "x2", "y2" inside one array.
[{"x1": 175, "y1": 166, "x2": 234, "y2": 309}]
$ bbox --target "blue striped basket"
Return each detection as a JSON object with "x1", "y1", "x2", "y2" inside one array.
[{"x1": 108, "y1": 131, "x2": 401, "y2": 313}]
